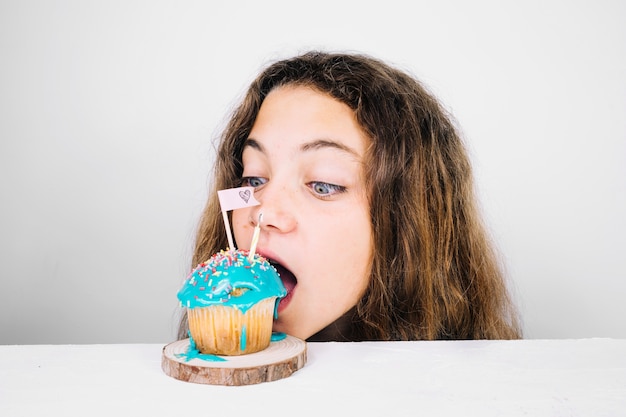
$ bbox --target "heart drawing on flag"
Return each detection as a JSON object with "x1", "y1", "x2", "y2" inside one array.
[{"x1": 239, "y1": 189, "x2": 251, "y2": 203}]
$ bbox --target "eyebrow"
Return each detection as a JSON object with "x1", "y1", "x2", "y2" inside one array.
[
  {"x1": 243, "y1": 138, "x2": 265, "y2": 153},
  {"x1": 244, "y1": 138, "x2": 360, "y2": 157},
  {"x1": 300, "y1": 139, "x2": 360, "y2": 157}
]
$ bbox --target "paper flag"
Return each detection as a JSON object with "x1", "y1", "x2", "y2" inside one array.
[{"x1": 217, "y1": 186, "x2": 260, "y2": 212}]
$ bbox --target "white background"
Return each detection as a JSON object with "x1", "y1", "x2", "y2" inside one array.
[{"x1": 1, "y1": 0, "x2": 624, "y2": 344}]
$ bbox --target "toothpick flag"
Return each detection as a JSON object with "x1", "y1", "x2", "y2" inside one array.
[
  {"x1": 217, "y1": 186, "x2": 260, "y2": 250},
  {"x1": 217, "y1": 186, "x2": 260, "y2": 211}
]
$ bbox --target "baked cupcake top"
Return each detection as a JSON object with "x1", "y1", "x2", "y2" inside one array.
[{"x1": 177, "y1": 249, "x2": 286, "y2": 314}]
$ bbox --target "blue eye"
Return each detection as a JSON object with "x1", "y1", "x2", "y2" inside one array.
[
  {"x1": 308, "y1": 181, "x2": 346, "y2": 197},
  {"x1": 242, "y1": 177, "x2": 267, "y2": 188}
]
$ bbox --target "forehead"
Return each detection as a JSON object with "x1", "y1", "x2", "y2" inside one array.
[{"x1": 248, "y1": 85, "x2": 369, "y2": 157}]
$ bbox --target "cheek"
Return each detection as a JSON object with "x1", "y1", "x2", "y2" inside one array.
[
  {"x1": 347, "y1": 225, "x2": 373, "y2": 295},
  {"x1": 350, "y1": 249, "x2": 372, "y2": 295},
  {"x1": 231, "y1": 210, "x2": 252, "y2": 245},
  {"x1": 319, "y1": 257, "x2": 370, "y2": 312},
  {"x1": 323, "y1": 227, "x2": 372, "y2": 296}
]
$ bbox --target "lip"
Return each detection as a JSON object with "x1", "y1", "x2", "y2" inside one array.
[
  {"x1": 256, "y1": 249, "x2": 297, "y2": 313},
  {"x1": 272, "y1": 263, "x2": 295, "y2": 313}
]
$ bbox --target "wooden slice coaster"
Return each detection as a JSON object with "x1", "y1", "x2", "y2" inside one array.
[{"x1": 162, "y1": 335, "x2": 307, "y2": 386}]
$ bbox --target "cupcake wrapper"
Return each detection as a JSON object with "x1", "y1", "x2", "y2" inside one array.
[{"x1": 187, "y1": 297, "x2": 277, "y2": 356}]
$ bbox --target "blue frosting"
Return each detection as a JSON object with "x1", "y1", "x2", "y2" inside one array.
[
  {"x1": 270, "y1": 332, "x2": 287, "y2": 342},
  {"x1": 177, "y1": 249, "x2": 287, "y2": 314},
  {"x1": 176, "y1": 332, "x2": 289, "y2": 362},
  {"x1": 175, "y1": 334, "x2": 227, "y2": 362}
]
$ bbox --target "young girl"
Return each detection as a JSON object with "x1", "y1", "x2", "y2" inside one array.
[{"x1": 178, "y1": 51, "x2": 522, "y2": 342}]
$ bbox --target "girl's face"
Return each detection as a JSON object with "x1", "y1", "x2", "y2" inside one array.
[{"x1": 232, "y1": 85, "x2": 373, "y2": 340}]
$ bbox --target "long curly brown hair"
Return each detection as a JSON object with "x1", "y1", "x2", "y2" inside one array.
[{"x1": 178, "y1": 51, "x2": 522, "y2": 341}]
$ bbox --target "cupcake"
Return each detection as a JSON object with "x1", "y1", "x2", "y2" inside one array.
[{"x1": 177, "y1": 249, "x2": 286, "y2": 356}]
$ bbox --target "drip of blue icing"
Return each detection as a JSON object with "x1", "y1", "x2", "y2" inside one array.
[
  {"x1": 273, "y1": 299, "x2": 280, "y2": 319},
  {"x1": 175, "y1": 332, "x2": 288, "y2": 363},
  {"x1": 175, "y1": 334, "x2": 227, "y2": 362},
  {"x1": 271, "y1": 332, "x2": 287, "y2": 342},
  {"x1": 240, "y1": 325, "x2": 247, "y2": 351}
]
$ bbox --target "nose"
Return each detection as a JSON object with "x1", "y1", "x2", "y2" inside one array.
[{"x1": 249, "y1": 184, "x2": 297, "y2": 234}]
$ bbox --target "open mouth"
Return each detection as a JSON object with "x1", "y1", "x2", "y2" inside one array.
[{"x1": 269, "y1": 260, "x2": 297, "y2": 313}]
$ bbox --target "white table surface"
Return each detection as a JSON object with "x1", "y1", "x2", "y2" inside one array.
[{"x1": 1, "y1": 338, "x2": 624, "y2": 417}]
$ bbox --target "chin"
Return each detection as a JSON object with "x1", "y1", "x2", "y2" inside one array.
[{"x1": 272, "y1": 320, "x2": 313, "y2": 341}]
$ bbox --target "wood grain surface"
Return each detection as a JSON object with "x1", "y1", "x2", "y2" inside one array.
[{"x1": 162, "y1": 336, "x2": 307, "y2": 385}]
